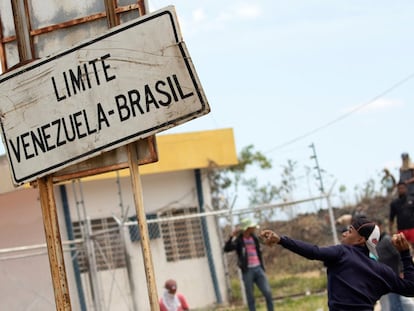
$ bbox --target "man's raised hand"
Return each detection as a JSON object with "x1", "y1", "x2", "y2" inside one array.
[
  {"x1": 392, "y1": 232, "x2": 411, "y2": 252},
  {"x1": 259, "y1": 229, "x2": 280, "y2": 246}
]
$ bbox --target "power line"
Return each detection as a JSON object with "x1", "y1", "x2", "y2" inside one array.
[{"x1": 265, "y1": 71, "x2": 414, "y2": 154}]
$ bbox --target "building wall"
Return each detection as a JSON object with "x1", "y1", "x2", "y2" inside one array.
[
  {"x1": 0, "y1": 188, "x2": 81, "y2": 310},
  {"x1": 0, "y1": 155, "x2": 18, "y2": 194},
  {"x1": 0, "y1": 169, "x2": 229, "y2": 310},
  {"x1": 0, "y1": 128, "x2": 237, "y2": 310},
  {"x1": 123, "y1": 171, "x2": 228, "y2": 309},
  {"x1": 59, "y1": 169, "x2": 228, "y2": 309},
  {"x1": 65, "y1": 170, "x2": 200, "y2": 220}
]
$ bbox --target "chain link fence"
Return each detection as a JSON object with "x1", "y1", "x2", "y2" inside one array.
[{"x1": 0, "y1": 195, "x2": 334, "y2": 310}]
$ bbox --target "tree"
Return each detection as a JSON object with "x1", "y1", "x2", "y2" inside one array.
[
  {"x1": 279, "y1": 159, "x2": 298, "y2": 202},
  {"x1": 207, "y1": 145, "x2": 271, "y2": 210},
  {"x1": 207, "y1": 145, "x2": 301, "y2": 221}
]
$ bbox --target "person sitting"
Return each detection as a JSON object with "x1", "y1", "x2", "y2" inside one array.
[{"x1": 159, "y1": 279, "x2": 189, "y2": 311}]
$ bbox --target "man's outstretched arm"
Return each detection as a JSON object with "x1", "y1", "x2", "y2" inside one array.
[{"x1": 259, "y1": 229, "x2": 341, "y2": 261}]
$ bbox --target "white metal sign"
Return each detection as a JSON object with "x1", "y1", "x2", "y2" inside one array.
[{"x1": 0, "y1": 6, "x2": 209, "y2": 185}]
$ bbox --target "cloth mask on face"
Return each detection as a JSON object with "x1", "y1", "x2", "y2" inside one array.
[{"x1": 162, "y1": 289, "x2": 181, "y2": 311}]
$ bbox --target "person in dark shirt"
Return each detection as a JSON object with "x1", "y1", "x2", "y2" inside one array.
[
  {"x1": 389, "y1": 182, "x2": 414, "y2": 246},
  {"x1": 399, "y1": 152, "x2": 414, "y2": 200},
  {"x1": 376, "y1": 219, "x2": 407, "y2": 311},
  {"x1": 223, "y1": 218, "x2": 274, "y2": 311},
  {"x1": 259, "y1": 217, "x2": 414, "y2": 311}
]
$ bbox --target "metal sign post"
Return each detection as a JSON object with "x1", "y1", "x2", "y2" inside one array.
[
  {"x1": 127, "y1": 142, "x2": 159, "y2": 309},
  {"x1": 38, "y1": 176, "x2": 72, "y2": 310},
  {"x1": 107, "y1": 3, "x2": 159, "y2": 308}
]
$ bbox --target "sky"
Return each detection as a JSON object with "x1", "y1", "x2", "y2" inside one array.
[
  {"x1": 2, "y1": 1, "x2": 414, "y2": 210},
  {"x1": 147, "y1": 1, "x2": 414, "y2": 208}
]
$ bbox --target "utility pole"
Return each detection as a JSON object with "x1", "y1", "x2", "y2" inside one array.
[{"x1": 309, "y1": 143, "x2": 339, "y2": 244}]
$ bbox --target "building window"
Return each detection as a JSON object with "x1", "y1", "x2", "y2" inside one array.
[
  {"x1": 128, "y1": 213, "x2": 160, "y2": 242},
  {"x1": 159, "y1": 207, "x2": 206, "y2": 262},
  {"x1": 72, "y1": 217, "x2": 126, "y2": 273}
]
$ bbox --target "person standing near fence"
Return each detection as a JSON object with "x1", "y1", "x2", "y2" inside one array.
[{"x1": 223, "y1": 218, "x2": 274, "y2": 311}]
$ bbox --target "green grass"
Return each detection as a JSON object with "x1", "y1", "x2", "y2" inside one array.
[
  {"x1": 270, "y1": 273, "x2": 327, "y2": 298},
  {"x1": 211, "y1": 294, "x2": 328, "y2": 311},
  {"x1": 274, "y1": 294, "x2": 327, "y2": 311},
  {"x1": 227, "y1": 271, "x2": 327, "y2": 302},
  {"x1": 213, "y1": 271, "x2": 328, "y2": 311}
]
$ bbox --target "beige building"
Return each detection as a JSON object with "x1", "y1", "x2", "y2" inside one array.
[{"x1": 0, "y1": 128, "x2": 238, "y2": 310}]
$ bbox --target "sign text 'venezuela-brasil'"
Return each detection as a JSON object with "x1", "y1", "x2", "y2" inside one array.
[{"x1": 0, "y1": 6, "x2": 209, "y2": 185}]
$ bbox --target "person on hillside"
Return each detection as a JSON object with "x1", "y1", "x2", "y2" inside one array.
[
  {"x1": 223, "y1": 218, "x2": 274, "y2": 311},
  {"x1": 159, "y1": 279, "x2": 190, "y2": 311},
  {"x1": 382, "y1": 168, "x2": 397, "y2": 197},
  {"x1": 399, "y1": 153, "x2": 414, "y2": 200},
  {"x1": 389, "y1": 182, "x2": 414, "y2": 247},
  {"x1": 259, "y1": 217, "x2": 414, "y2": 311}
]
